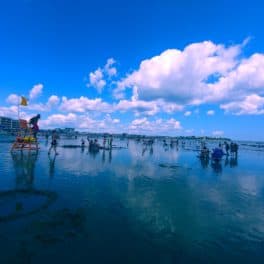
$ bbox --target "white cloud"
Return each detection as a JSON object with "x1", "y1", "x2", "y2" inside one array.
[
  {"x1": 0, "y1": 105, "x2": 31, "y2": 120},
  {"x1": 220, "y1": 94, "x2": 264, "y2": 115},
  {"x1": 205, "y1": 53, "x2": 264, "y2": 103},
  {"x1": 59, "y1": 95, "x2": 182, "y2": 117},
  {"x1": 0, "y1": 106, "x2": 19, "y2": 118},
  {"x1": 60, "y1": 96, "x2": 112, "y2": 113},
  {"x1": 41, "y1": 113, "x2": 77, "y2": 127},
  {"x1": 116, "y1": 99, "x2": 159, "y2": 116},
  {"x1": 41, "y1": 113, "x2": 121, "y2": 132},
  {"x1": 27, "y1": 103, "x2": 47, "y2": 112},
  {"x1": 87, "y1": 58, "x2": 117, "y2": 93},
  {"x1": 131, "y1": 117, "x2": 148, "y2": 126},
  {"x1": 167, "y1": 118, "x2": 182, "y2": 129},
  {"x1": 116, "y1": 98, "x2": 183, "y2": 116},
  {"x1": 212, "y1": 130, "x2": 224, "y2": 136},
  {"x1": 207, "y1": 110, "x2": 215, "y2": 116},
  {"x1": 184, "y1": 111, "x2": 192, "y2": 116},
  {"x1": 88, "y1": 68, "x2": 106, "y2": 93},
  {"x1": 29, "y1": 84, "x2": 43, "y2": 100},
  {"x1": 24, "y1": 95, "x2": 60, "y2": 112},
  {"x1": 114, "y1": 40, "x2": 264, "y2": 116},
  {"x1": 104, "y1": 58, "x2": 117, "y2": 77},
  {"x1": 116, "y1": 41, "x2": 241, "y2": 103},
  {"x1": 47, "y1": 95, "x2": 60, "y2": 107},
  {"x1": 129, "y1": 117, "x2": 182, "y2": 134},
  {"x1": 6, "y1": 94, "x2": 20, "y2": 105}
]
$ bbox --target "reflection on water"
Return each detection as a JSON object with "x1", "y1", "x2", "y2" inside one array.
[
  {"x1": 0, "y1": 151, "x2": 57, "y2": 224},
  {"x1": 0, "y1": 138, "x2": 264, "y2": 263},
  {"x1": 11, "y1": 152, "x2": 38, "y2": 190},
  {"x1": 48, "y1": 153, "x2": 57, "y2": 178}
]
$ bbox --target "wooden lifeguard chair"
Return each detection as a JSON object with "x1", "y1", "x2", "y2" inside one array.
[{"x1": 11, "y1": 119, "x2": 39, "y2": 152}]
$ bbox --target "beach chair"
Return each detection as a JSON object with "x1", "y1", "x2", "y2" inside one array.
[{"x1": 11, "y1": 119, "x2": 39, "y2": 152}]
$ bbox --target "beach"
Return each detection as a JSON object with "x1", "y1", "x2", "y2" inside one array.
[{"x1": 0, "y1": 136, "x2": 264, "y2": 263}]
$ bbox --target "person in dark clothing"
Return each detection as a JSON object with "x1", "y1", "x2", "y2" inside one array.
[
  {"x1": 224, "y1": 141, "x2": 230, "y2": 155},
  {"x1": 29, "y1": 114, "x2": 41, "y2": 138},
  {"x1": 48, "y1": 130, "x2": 59, "y2": 155}
]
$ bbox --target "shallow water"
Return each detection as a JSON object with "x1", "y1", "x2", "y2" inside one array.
[{"x1": 0, "y1": 137, "x2": 264, "y2": 263}]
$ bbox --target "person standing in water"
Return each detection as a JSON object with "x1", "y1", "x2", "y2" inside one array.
[
  {"x1": 48, "y1": 130, "x2": 59, "y2": 155},
  {"x1": 224, "y1": 141, "x2": 230, "y2": 156}
]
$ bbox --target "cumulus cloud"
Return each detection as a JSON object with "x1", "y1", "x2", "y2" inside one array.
[
  {"x1": 60, "y1": 96, "x2": 113, "y2": 113},
  {"x1": 0, "y1": 105, "x2": 32, "y2": 120},
  {"x1": 29, "y1": 84, "x2": 43, "y2": 100},
  {"x1": 129, "y1": 117, "x2": 182, "y2": 134},
  {"x1": 0, "y1": 106, "x2": 20, "y2": 118},
  {"x1": 116, "y1": 41, "x2": 241, "y2": 103},
  {"x1": 4, "y1": 93, "x2": 60, "y2": 118},
  {"x1": 220, "y1": 94, "x2": 264, "y2": 115},
  {"x1": 27, "y1": 103, "x2": 47, "y2": 112},
  {"x1": 87, "y1": 58, "x2": 117, "y2": 93},
  {"x1": 206, "y1": 53, "x2": 264, "y2": 103},
  {"x1": 207, "y1": 110, "x2": 215, "y2": 116},
  {"x1": 47, "y1": 95, "x2": 60, "y2": 107},
  {"x1": 41, "y1": 113, "x2": 77, "y2": 127},
  {"x1": 104, "y1": 58, "x2": 117, "y2": 77},
  {"x1": 24, "y1": 95, "x2": 60, "y2": 112},
  {"x1": 212, "y1": 130, "x2": 224, "y2": 136},
  {"x1": 41, "y1": 113, "x2": 121, "y2": 132},
  {"x1": 88, "y1": 68, "x2": 106, "y2": 93},
  {"x1": 116, "y1": 100, "x2": 159, "y2": 116},
  {"x1": 6, "y1": 94, "x2": 20, "y2": 105},
  {"x1": 114, "y1": 40, "x2": 264, "y2": 116},
  {"x1": 116, "y1": 98, "x2": 182, "y2": 116},
  {"x1": 59, "y1": 95, "x2": 182, "y2": 117}
]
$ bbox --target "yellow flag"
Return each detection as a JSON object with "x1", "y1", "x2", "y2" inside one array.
[{"x1": 20, "y1": 96, "x2": 28, "y2": 106}]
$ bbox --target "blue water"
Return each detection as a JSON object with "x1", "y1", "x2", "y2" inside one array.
[{"x1": 0, "y1": 137, "x2": 264, "y2": 263}]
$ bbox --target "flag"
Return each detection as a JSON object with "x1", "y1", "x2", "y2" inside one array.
[{"x1": 20, "y1": 96, "x2": 28, "y2": 106}]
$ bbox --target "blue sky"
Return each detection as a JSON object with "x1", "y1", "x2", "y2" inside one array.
[{"x1": 1, "y1": 0, "x2": 264, "y2": 140}]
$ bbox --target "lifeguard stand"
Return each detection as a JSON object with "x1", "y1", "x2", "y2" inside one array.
[{"x1": 11, "y1": 119, "x2": 39, "y2": 152}]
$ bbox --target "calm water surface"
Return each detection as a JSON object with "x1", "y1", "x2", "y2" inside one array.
[{"x1": 0, "y1": 137, "x2": 264, "y2": 263}]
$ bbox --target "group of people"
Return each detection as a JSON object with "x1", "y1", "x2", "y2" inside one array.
[
  {"x1": 25, "y1": 114, "x2": 240, "y2": 164},
  {"x1": 199, "y1": 141, "x2": 239, "y2": 161}
]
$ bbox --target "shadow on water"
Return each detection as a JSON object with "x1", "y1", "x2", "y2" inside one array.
[
  {"x1": 48, "y1": 153, "x2": 57, "y2": 178},
  {"x1": 0, "y1": 152, "x2": 57, "y2": 223}
]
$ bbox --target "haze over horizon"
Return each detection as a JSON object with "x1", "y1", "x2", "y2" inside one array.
[{"x1": 1, "y1": 0, "x2": 264, "y2": 141}]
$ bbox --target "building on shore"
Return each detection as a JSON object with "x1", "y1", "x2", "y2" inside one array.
[{"x1": 0, "y1": 116, "x2": 20, "y2": 132}]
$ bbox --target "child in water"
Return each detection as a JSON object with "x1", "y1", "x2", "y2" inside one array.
[{"x1": 48, "y1": 130, "x2": 59, "y2": 155}]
